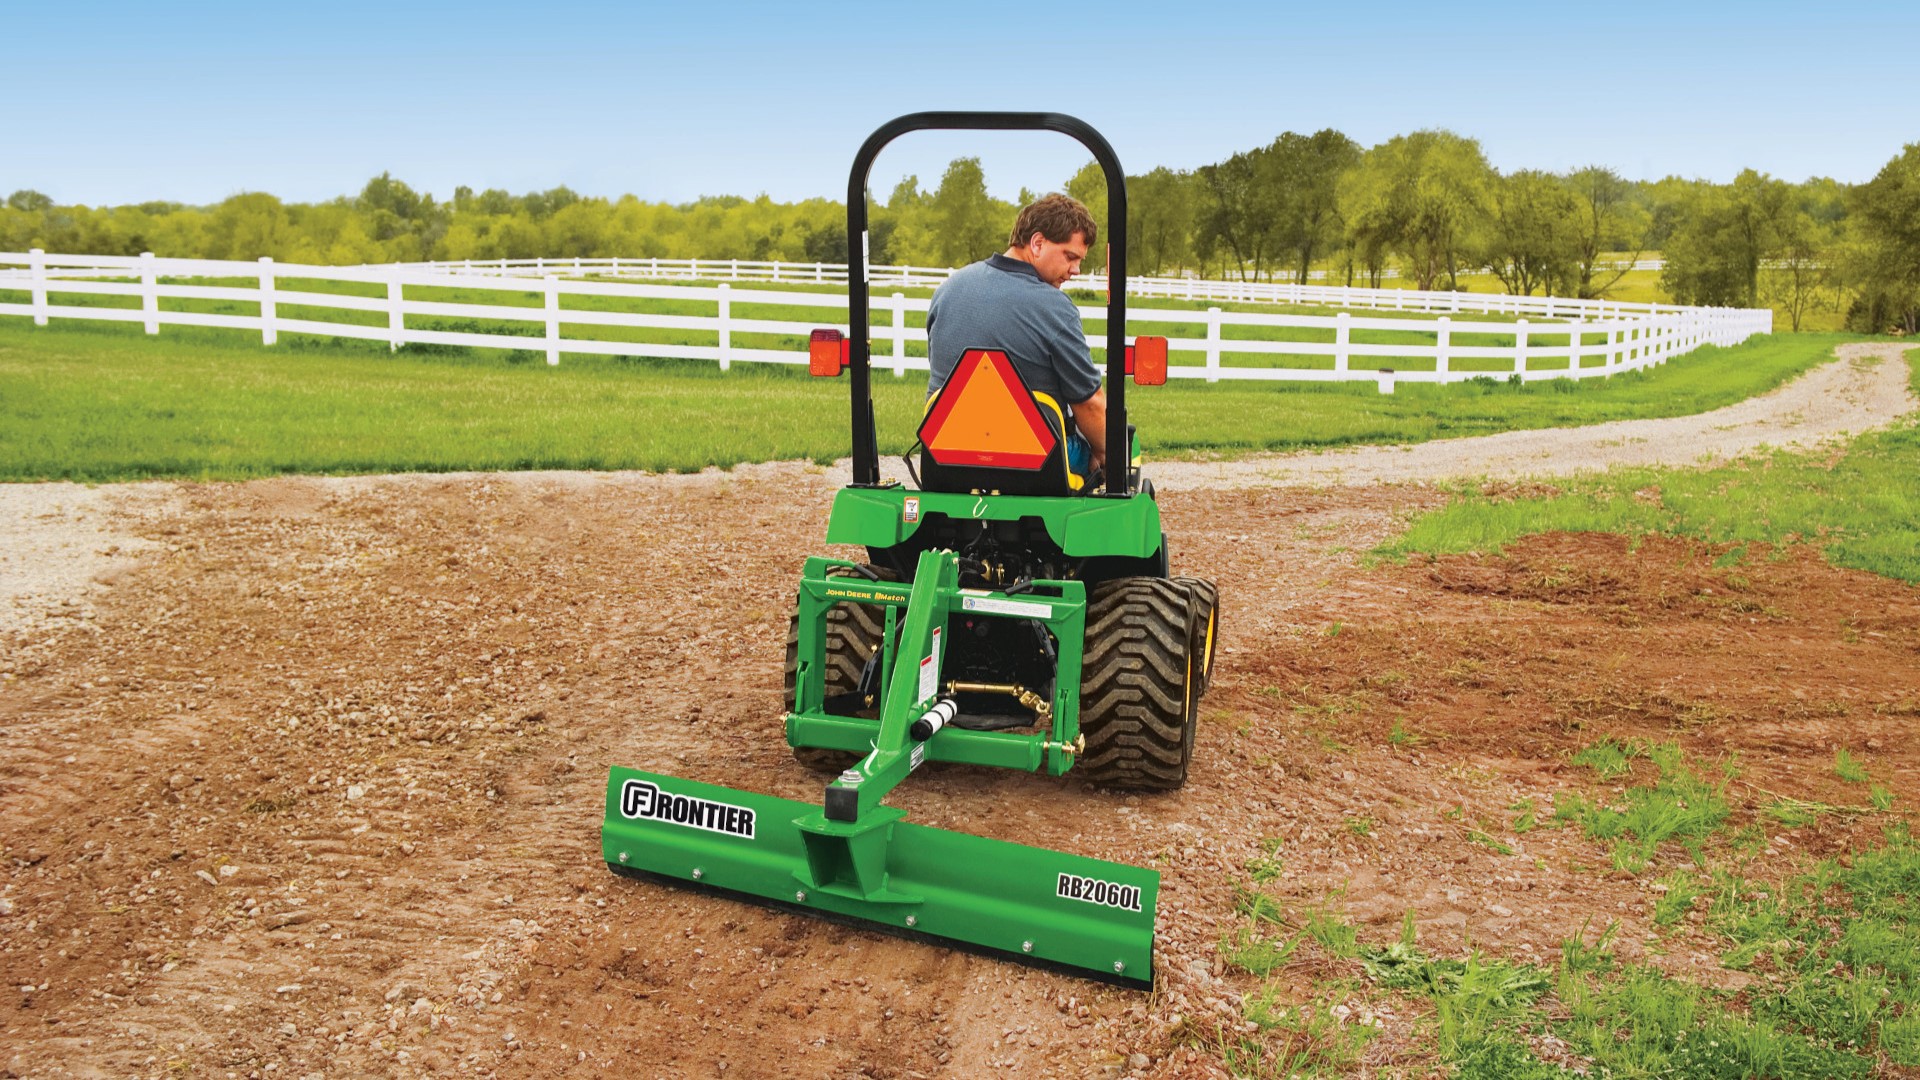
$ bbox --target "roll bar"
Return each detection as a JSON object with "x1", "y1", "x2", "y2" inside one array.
[{"x1": 844, "y1": 112, "x2": 1130, "y2": 496}]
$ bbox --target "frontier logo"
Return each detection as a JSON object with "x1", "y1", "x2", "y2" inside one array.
[{"x1": 619, "y1": 780, "x2": 756, "y2": 839}]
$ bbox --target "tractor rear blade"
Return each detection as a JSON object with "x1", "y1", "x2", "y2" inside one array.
[{"x1": 603, "y1": 766, "x2": 1156, "y2": 986}]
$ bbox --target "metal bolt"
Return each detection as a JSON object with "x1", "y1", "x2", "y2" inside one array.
[
  {"x1": 905, "y1": 915, "x2": 917, "y2": 928},
  {"x1": 1113, "y1": 961, "x2": 1126, "y2": 974},
  {"x1": 1022, "y1": 940, "x2": 1034, "y2": 954},
  {"x1": 617, "y1": 852, "x2": 628, "y2": 864},
  {"x1": 795, "y1": 890, "x2": 807, "y2": 903},
  {"x1": 691, "y1": 868, "x2": 703, "y2": 881}
]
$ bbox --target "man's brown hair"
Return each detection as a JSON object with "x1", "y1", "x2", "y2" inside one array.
[{"x1": 1009, "y1": 193, "x2": 1097, "y2": 250}]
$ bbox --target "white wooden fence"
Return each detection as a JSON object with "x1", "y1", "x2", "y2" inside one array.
[
  {"x1": 387, "y1": 254, "x2": 1668, "y2": 290},
  {"x1": 1, "y1": 249, "x2": 1771, "y2": 391}
]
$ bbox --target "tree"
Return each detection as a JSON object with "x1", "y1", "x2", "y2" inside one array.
[
  {"x1": 1266, "y1": 129, "x2": 1360, "y2": 284},
  {"x1": 1564, "y1": 166, "x2": 1647, "y2": 299},
  {"x1": 1195, "y1": 146, "x2": 1279, "y2": 281},
  {"x1": 1661, "y1": 170, "x2": 1789, "y2": 308},
  {"x1": 1339, "y1": 131, "x2": 1493, "y2": 291},
  {"x1": 928, "y1": 157, "x2": 1003, "y2": 267},
  {"x1": 1127, "y1": 167, "x2": 1194, "y2": 276},
  {"x1": 203, "y1": 192, "x2": 294, "y2": 260},
  {"x1": 1845, "y1": 143, "x2": 1920, "y2": 334},
  {"x1": 7, "y1": 190, "x2": 53, "y2": 212},
  {"x1": 1481, "y1": 170, "x2": 1584, "y2": 297},
  {"x1": 1064, "y1": 160, "x2": 1109, "y2": 254}
]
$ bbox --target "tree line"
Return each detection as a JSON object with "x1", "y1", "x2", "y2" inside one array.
[{"x1": 5, "y1": 133, "x2": 1916, "y2": 333}]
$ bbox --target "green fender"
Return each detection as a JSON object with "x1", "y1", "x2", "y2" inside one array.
[{"x1": 825, "y1": 486, "x2": 1163, "y2": 559}]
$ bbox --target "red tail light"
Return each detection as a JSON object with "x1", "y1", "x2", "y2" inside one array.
[
  {"x1": 809, "y1": 328, "x2": 847, "y2": 377},
  {"x1": 1130, "y1": 336, "x2": 1168, "y2": 386}
]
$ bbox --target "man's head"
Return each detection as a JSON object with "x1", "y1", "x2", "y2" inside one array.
[{"x1": 1006, "y1": 193, "x2": 1097, "y2": 288}]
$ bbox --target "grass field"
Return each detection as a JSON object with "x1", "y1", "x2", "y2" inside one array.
[
  {"x1": 1378, "y1": 348, "x2": 1920, "y2": 582},
  {"x1": 0, "y1": 319, "x2": 1856, "y2": 482}
]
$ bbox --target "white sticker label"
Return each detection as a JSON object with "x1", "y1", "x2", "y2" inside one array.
[
  {"x1": 619, "y1": 780, "x2": 756, "y2": 839},
  {"x1": 962, "y1": 595, "x2": 1053, "y2": 619},
  {"x1": 917, "y1": 627, "x2": 941, "y2": 703},
  {"x1": 902, "y1": 496, "x2": 920, "y2": 523},
  {"x1": 910, "y1": 743, "x2": 926, "y2": 771}
]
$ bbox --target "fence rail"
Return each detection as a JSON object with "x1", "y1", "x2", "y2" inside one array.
[
  {"x1": 373, "y1": 256, "x2": 1676, "y2": 320},
  {"x1": 0, "y1": 250, "x2": 1772, "y2": 390}
]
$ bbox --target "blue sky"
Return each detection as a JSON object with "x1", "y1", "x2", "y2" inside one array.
[{"x1": 10, "y1": 0, "x2": 1915, "y2": 208}]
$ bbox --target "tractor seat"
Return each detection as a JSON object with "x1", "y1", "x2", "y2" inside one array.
[{"x1": 917, "y1": 349, "x2": 1086, "y2": 497}]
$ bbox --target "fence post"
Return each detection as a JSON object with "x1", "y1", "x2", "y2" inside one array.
[
  {"x1": 772, "y1": 260, "x2": 781, "y2": 282},
  {"x1": 258, "y1": 256, "x2": 277, "y2": 345},
  {"x1": 28, "y1": 248, "x2": 49, "y2": 326},
  {"x1": 730, "y1": 259, "x2": 739, "y2": 281},
  {"x1": 1436, "y1": 316, "x2": 1450, "y2": 379},
  {"x1": 1568, "y1": 322, "x2": 1582, "y2": 372},
  {"x1": 544, "y1": 274, "x2": 561, "y2": 366},
  {"x1": 891, "y1": 291, "x2": 906, "y2": 377},
  {"x1": 1514, "y1": 319, "x2": 1529, "y2": 377},
  {"x1": 1205, "y1": 306, "x2": 1222, "y2": 382},
  {"x1": 717, "y1": 282, "x2": 731, "y2": 372},
  {"x1": 387, "y1": 270, "x2": 405, "y2": 352},
  {"x1": 1334, "y1": 311, "x2": 1350, "y2": 375},
  {"x1": 140, "y1": 252, "x2": 159, "y2": 335}
]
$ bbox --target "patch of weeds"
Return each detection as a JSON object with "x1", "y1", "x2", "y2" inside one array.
[
  {"x1": 1653, "y1": 870, "x2": 1707, "y2": 926},
  {"x1": 1246, "y1": 837, "x2": 1285, "y2": 884},
  {"x1": 1570, "y1": 736, "x2": 1644, "y2": 780},
  {"x1": 1447, "y1": 1034, "x2": 1570, "y2": 1078},
  {"x1": 1343, "y1": 816, "x2": 1374, "y2": 838},
  {"x1": 1555, "y1": 742, "x2": 1731, "y2": 873},
  {"x1": 1221, "y1": 925, "x2": 1301, "y2": 977},
  {"x1": 1359, "y1": 939, "x2": 1550, "y2": 1058},
  {"x1": 1237, "y1": 982, "x2": 1379, "y2": 1077},
  {"x1": 1869, "y1": 783, "x2": 1895, "y2": 812},
  {"x1": 1559, "y1": 962, "x2": 1872, "y2": 1079},
  {"x1": 1467, "y1": 830, "x2": 1514, "y2": 855},
  {"x1": 1508, "y1": 798, "x2": 1538, "y2": 834},
  {"x1": 1832, "y1": 748, "x2": 1870, "y2": 784},
  {"x1": 1883, "y1": 1011, "x2": 1920, "y2": 1067},
  {"x1": 1323, "y1": 621, "x2": 1344, "y2": 637},
  {"x1": 1559, "y1": 919, "x2": 1619, "y2": 978},
  {"x1": 1766, "y1": 798, "x2": 1826, "y2": 828},
  {"x1": 1386, "y1": 716, "x2": 1423, "y2": 748},
  {"x1": 1302, "y1": 907, "x2": 1360, "y2": 959}
]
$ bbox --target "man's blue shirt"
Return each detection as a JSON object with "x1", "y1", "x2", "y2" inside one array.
[{"x1": 924, "y1": 254, "x2": 1103, "y2": 406}]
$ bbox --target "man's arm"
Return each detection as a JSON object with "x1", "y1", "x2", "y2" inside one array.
[{"x1": 1070, "y1": 389, "x2": 1108, "y2": 473}]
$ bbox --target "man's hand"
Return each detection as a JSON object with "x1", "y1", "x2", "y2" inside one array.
[{"x1": 1071, "y1": 389, "x2": 1108, "y2": 473}]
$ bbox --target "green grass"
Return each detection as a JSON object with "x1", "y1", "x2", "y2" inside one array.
[
  {"x1": 0, "y1": 318, "x2": 1856, "y2": 482},
  {"x1": 1213, "y1": 824, "x2": 1920, "y2": 1077},
  {"x1": 1552, "y1": 742, "x2": 1733, "y2": 873},
  {"x1": 1380, "y1": 346, "x2": 1920, "y2": 582}
]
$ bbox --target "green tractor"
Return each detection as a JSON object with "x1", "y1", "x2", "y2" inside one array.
[{"x1": 603, "y1": 112, "x2": 1218, "y2": 987}]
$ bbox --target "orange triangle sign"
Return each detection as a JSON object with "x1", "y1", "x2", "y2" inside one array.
[{"x1": 919, "y1": 350, "x2": 1057, "y2": 470}]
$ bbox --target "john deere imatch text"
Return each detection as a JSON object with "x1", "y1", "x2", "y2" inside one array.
[{"x1": 602, "y1": 113, "x2": 1219, "y2": 987}]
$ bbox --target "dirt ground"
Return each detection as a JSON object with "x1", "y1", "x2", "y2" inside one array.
[{"x1": 2, "y1": 464, "x2": 1917, "y2": 1079}]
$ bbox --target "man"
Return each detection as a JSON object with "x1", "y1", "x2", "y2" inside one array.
[{"x1": 924, "y1": 193, "x2": 1107, "y2": 481}]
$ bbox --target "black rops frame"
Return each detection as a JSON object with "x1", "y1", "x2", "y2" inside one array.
[{"x1": 845, "y1": 112, "x2": 1131, "y2": 496}]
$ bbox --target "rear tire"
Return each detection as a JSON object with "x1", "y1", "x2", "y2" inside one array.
[
  {"x1": 1078, "y1": 577, "x2": 1198, "y2": 790},
  {"x1": 1171, "y1": 576, "x2": 1219, "y2": 697},
  {"x1": 783, "y1": 566, "x2": 893, "y2": 773}
]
